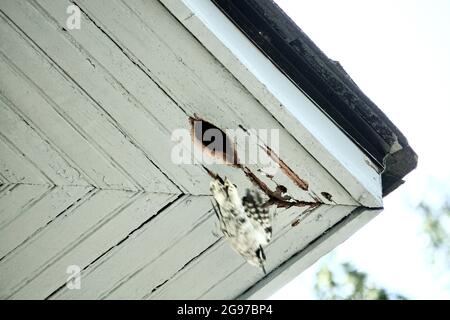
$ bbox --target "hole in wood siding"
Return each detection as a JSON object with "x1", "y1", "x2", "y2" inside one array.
[
  {"x1": 321, "y1": 192, "x2": 333, "y2": 202},
  {"x1": 265, "y1": 146, "x2": 309, "y2": 191},
  {"x1": 276, "y1": 185, "x2": 288, "y2": 194},
  {"x1": 291, "y1": 219, "x2": 300, "y2": 227},
  {"x1": 190, "y1": 117, "x2": 239, "y2": 165}
]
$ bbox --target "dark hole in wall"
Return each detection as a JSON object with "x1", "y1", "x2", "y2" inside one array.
[
  {"x1": 291, "y1": 219, "x2": 300, "y2": 227},
  {"x1": 190, "y1": 117, "x2": 239, "y2": 165},
  {"x1": 321, "y1": 192, "x2": 333, "y2": 202}
]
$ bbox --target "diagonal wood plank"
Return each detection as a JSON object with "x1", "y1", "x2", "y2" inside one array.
[
  {"x1": 104, "y1": 212, "x2": 219, "y2": 299},
  {"x1": 0, "y1": 185, "x2": 92, "y2": 260},
  {"x1": 52, "y1": 195, "x2": 213, "y2": 299},
  {"x1": 0, "y1": 184, "x2": 52, "y2": 231},
  {"x1": 0, "y1": 0, "x2": 386, "y2": 301},
  {"x1": 0, "y1": 55, "x2": 136, "y2": 191},
  {"x1": 0, "y1": 12, "x2": 178, "y2": 193},
  {"x1": 160, "y1": 0, "x2": 383, "y2": 208},
  {"x1": 104, "y1": 202, "x2": 308, "y2": 299},
  {"x1": 0, "y1": 0, "x2": 209, "y2": 195},
  {"x1": 148, "y1": 205, "x2": 348, "y2": 299},
  {"x1": 0, "y1": 136, "x2": 49, "y2": 185},
  {"x1": 142, "y1": 205, "x2": 293, "y2": 299},
  {"x1": 70, "y1": 0, "x2": 358, "y2": 205},
  {"x1": 11, "y1": 192, "x2": 179, "y2": 299},
  {"x1": 0, "y1": 96, "x2": 89, "y2": 187},
  {"x1": 0, "y1": 189, "x2": 137, "y2": 298},
  {"x1": 199, "y1": 205, "x2": 353, "y2": 299}
]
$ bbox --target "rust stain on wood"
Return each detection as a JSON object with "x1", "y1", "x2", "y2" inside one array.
[
  {"x1": 242, "y1": 166, "x2": 320, "y2": 209},
  {"x1": 266, "y1": 146, "x2": 309, "y2": 191},
  {"x1": 192, "y1": 117, "x2": 317, "y2": 208}
]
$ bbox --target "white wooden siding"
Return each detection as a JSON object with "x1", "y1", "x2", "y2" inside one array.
[{"x1": 0, "y1": 0, "x2": 382, "y2": 299}]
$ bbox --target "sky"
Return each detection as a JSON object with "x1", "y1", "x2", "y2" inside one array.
[{"x1": 269, "y1": 0, "x2": 450, "y2": 299}]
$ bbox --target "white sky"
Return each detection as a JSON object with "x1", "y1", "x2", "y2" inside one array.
[{"x1": 270, "y1": 0, "x2": 450, "y2": 300}]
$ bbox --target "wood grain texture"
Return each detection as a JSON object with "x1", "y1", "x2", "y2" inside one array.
[
  {"x1": 161, "y1": 0, "x2": 383, "y2": 208},
  {"x1": 0, "y1": 186, "x2": 92, "y2": 260},
  {"x1": 12, "y1": 192, "x2": 178, "y2": 299},
  {"x1": 0, "y1": 0, "x2": 383, "y2": 299},
  {"x1": 52, "y1": 195, "x2": 211, "y2": 299}
]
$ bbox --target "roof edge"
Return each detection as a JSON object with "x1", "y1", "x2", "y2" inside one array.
[{"x1": 211, "y1": 0, "x2": 418, "y2": 196}]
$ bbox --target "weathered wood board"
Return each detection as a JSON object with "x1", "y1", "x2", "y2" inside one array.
[{"x1": 0, "y1": 0, "x2": 383, "y2": 299}]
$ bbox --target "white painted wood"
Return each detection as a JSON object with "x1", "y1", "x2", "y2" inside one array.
[
  {"x1": 0, "y1": 96, "x2": 89, "y2": 187},
  {"x1": 0, "y1": 185, "x2": 92, "y2": 259},
  {"x1": 0, "y1": 189, "x2": 134, "y2": 298},
  {"x1": 0, "y1": 137, "x2": 49, "y2": 185},
  {"x1": 105, "y1": 211, "x2": 218, "y2": 299},
  {"x1": 64, "y1": 0, "x2": 356, "y2": 206},
  {"x1": 150, "y1": 204, "x2": 349, "y2": 299},
  {"x1": 0, "y1": 0, "x2": 207, "y2": 195},
  {"x1": 0, "y1": 184, "x2": 51, "y2": 231},
  {"x1": 202, "y1": 205, "x2": 353, "y2": 299},
  {"x1": 0, "y1": 56, "x2": 135, "y2": 191},
  {"x1": 71, "y1": 0, "x2": 292, "y2": 198},
  {"x1": 0, "y1": 184, "x2": 12, "y2": 198},
  {"x1": 52, "y1": 195, "x2": 212, "y2": 299},
  {"x1": 110, "y1": 204, "x2": 300, "y2": 299},
  {"x1": 54, "y1": 196, "x2": 314, "y2": 300},
  {"x1": 12, "y1": 192, "x2": 177, "y2": 299},
  {"x1": 0, "y1": 0, "x2": 388, "y2": 300},
  {"x1": 160, "y1": 0, "x2": 383, "y2": 208},
  {"x1": 1, "y1": 1, "x2": 354, "y2": 204},
  {"x1": 0, "y1": 5, "x2": 181, "y2": 194},
  {"x1": 0, "y1": 3, "x2": 183, "y2": 192},
  {"x1": 240, "y1": 207, "x2": 381, "y2": 299}
]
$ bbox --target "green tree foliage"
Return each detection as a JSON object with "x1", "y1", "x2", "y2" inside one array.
[
  {"x1": 313, "y1": 197, "x2": 449, "y2": 300},
  {"x1": 417, "y1": 199, "x2": 450, "y2": 264},
  {"x1": 314, "y1": 262, "x2": 406, "y2": 300}
]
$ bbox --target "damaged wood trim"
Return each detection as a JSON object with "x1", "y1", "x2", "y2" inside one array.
[
  {"x1": 237, "y1": 205, "x2": 382, "y2": 300},
  {"x1": 242, "y1": 166, "x2": 320, "y2": 209},
  {"x1": 160, "y1": 0, "x2": 383, "y2": 208},
  {"x1": 191, "y1": 117, "x2": 321, "y2": 208},
  {"x1": 265, "y1": 146, "x2": 308, "y2": 191}
]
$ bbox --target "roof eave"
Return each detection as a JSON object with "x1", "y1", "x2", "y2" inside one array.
[{"x1": 211, "y1": 0, "x2": 418, "y2": 196}]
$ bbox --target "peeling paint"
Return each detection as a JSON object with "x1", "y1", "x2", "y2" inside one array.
[
  {"x1": 321, "y1": 192, "x2": 333, "y2": 202},
  {"x1": 204, "y1": 164, "x2": 320, "y2": 209},
  {"x1": 257, "y1": 168, "x2": 274, "y2": 179},
  {"x1": 265, "y1": 146, "x2": 309, "y2": 191},
  {"x1": 242, "y1": 166, "x2": 320, "y2": 209}
]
